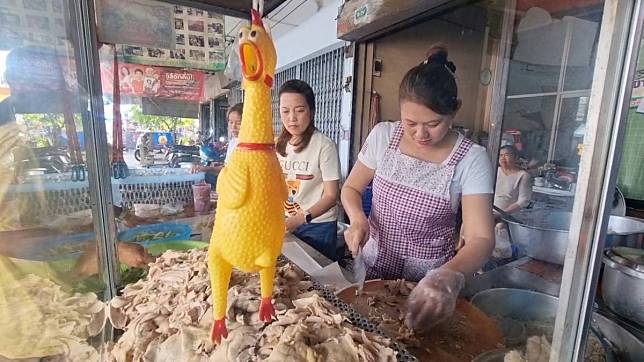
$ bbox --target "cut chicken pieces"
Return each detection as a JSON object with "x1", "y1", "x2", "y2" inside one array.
[{"x1": 106, "y1": 249, "x2": 395, "y2": 361}]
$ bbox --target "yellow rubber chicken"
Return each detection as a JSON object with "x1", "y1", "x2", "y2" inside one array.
[{"x1": 208, "y1": 8, "x2": 287, "y2": 344}]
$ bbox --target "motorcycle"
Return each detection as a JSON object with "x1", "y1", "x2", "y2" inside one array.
[
  {"x1": 11, "y1": 145, "x2": 72, "y2": 176},
  {"x1": 199, "y1": 136, "x2": 227, "y2": 166},
  {"x1": 165, "y1": 144, "x2": 201, "y2": 168}
]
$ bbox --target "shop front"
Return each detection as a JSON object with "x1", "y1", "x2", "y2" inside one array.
[
  {"x1": 0, "y1": 0, "x2": 642, "y2": 361},
  {"x1": 340, "y1": 0, "x2": 644, "y2": 360}
]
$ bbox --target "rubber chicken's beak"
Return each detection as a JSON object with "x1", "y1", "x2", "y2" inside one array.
[{"x1": 239, "y1": 41, "x2": 263, "y2": 81}]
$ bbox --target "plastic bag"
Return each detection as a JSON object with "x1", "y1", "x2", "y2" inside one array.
[
  {"x1": 223, "y1": 38, "x2": 242, "y2": 83},
  {"x1": 493, "y1": 223, "x2": 513, "y2": 259}
]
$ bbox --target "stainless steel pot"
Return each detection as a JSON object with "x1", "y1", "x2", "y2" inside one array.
[
  {"x1": 602, "y1": 247, "x2": 644, "y2": 327},
  {"x1": 470, "y1": 288, "x2": 642, "y2": 361},
  {"x1": 503, "y1": 210, "x2": 644, "y2": 265},
  {"x1": 605, "y1": 216, "x2": 644, "y2": 249},
  {"x1": 503, "y1": 209, "x2": 571, "y2": 265}
]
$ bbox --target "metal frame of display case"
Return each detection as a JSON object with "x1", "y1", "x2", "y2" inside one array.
[
  {"x1": 345, "y1": 0, "x2": 644, "y2": 361},
  {"x1": 56, "y1": 0, "x2": 643, "y2": 358},
  {"x1": 554, "y1": 0, "x2": 644, "y2": 360}
]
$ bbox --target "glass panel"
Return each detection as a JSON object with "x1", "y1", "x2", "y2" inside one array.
[
  {"x1": 552, "y1": 96, "x2": 589, "y2": 169},
  {"x1": 500, "y1": 96, "x2": 557, "y2": 166},
  {"x1": 490, "y1": 1, "x2": 608, "y2": 360},
  {"x1": 0, "y1": 1, "x2": 107, "y2": 360},
  {"x1": 95, "y1": 2, "x2": 212, "y2": 289},
  {"x1": 562, "y1": 10, "x2": 602, "y2": 91}
]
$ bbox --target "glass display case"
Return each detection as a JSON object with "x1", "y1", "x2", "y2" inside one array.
[{"x1": 0, "y1": 0, "x2": 641, "y2": 360}]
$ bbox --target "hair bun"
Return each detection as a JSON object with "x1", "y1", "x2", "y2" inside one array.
[{"x1": 425, "y1": 44, "x2": 456, "y2": 74}]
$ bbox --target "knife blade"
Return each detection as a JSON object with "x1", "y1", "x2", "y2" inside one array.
[{"x1": 353, "y1": 248, "x2": 366, "y2": 293}]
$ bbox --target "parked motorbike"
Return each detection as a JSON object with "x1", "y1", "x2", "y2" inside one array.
[
  {"x1": 199, "y1": 136, "x2": 227, "y2": 166},
  {"x1": 11, "y1": 146, "x2": 72, "y2": 176},
  {"x1": 166, "y1": 144, "x2": 201, "y2": 168}
]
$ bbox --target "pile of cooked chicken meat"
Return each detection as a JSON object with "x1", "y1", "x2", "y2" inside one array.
[
  {"x1": 106, "y1": 248, "x2": 396, "y2": 362},
  {"x1": 341, "y1": 280, "x2": 505, "y2": 362},
  {"x1": 0, "y1": 273, "x2": 106, "y2": 361}
]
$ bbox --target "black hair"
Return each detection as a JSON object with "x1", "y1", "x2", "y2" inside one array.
[
  {"x1": 500, "y1": 145, "x2": 519, "y2": 158},
  {"x1": 134, "y1": 69, "x2": 144, "y2": 74},
  {"x1": 276, "y1": 79, "x2": 316, "y2": 156},
  {"x1": 228, "y1": 102, "x2": 243, "y2": 117},
  {"x1": 399, "y1": 44, "x2": 459, "y2": 115}
]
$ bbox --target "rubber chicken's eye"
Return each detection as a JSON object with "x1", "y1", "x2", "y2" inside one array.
[
  {"x1": 239, "y1": 31, "x2": 243, "y2": 39},
  {"x1": 250, "y1": 30, "x2": 257, "y2": 38}
]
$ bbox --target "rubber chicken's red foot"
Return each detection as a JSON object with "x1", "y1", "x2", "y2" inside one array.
[
  {"x1": 259, "y1": 297, "x2": 276, "y2": 322},
  {"x1": 210, "y1": 319, "x2": 228, "y2": 344}
]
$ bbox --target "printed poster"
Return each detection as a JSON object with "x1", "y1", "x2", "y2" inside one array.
[
  {"x1": 0, "y1": 0, "x2": 67, "y2": 50},
  {"x1": 96, "y1": 0, "x2": 175, "y2": 49},
  {"x1": 101, "y1": 62, "x2": 205, "y2": 102},
  {"x1": 119, "y1": 5, "x2": 226, "y2": 71}
]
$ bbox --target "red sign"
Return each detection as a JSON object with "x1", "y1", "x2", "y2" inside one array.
[{"x1": 101, "y1": 62, "x2": 204, "y2": 102}]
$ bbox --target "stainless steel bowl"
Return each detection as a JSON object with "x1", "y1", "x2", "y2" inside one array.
[
  {"x1": 470, "y1": 288, "x2": 627, "y2": 361},
  {"x1": 602, "y1": 247, "x2": 644, "y2": 327},
  {"x1": 605, "y1": 216, "x2": 644, "y2": 249},
  {"x1": 593, "y1": 313, "x2": 644, "y2": 362},
  {"x1": 504, "y1": 209, "x2": 571, "y2": 265},
  {"x1": 504, "y1": 210, "x2": 644, "y2": 265}
]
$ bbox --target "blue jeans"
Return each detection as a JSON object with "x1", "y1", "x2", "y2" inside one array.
[
  {"x1": 204, "y1": 170, "x2": 217, "y2": 190},
  {"x1": 293, "y1": 221, "x2": 341, "y2": 261}
]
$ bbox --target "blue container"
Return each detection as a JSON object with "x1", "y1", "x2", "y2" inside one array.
[{"x1": 118, "y1": 223, "x2": 192, "y2": 245}]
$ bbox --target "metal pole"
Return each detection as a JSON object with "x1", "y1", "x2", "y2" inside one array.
[
  {"x1": 486, "y1": 0, "x2": 516, "y2": 174},
  {"x1": 72, "y1": 0, "x2": 120, "y2": 299},
  {"x1": 550, "y1": 0, "x2": 642, "y2": 359}
]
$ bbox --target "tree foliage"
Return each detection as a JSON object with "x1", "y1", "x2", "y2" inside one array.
[{"x1": 129, "y1": 105, "x2": 195, "y2": 134}]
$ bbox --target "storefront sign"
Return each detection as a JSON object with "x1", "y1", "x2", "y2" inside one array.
[
  {"x1": 101, "y1": 62, "x2": 204, "y2": 102},
  {"x1": 96, "y1": 0, "x2": 175, "y2": 49}
]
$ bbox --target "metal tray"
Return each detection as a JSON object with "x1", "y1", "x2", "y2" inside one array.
[{"x1": 275, "y1": 256, "x2": 417, "y2": 361}]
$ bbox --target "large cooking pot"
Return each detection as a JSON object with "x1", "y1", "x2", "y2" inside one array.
[
  {"x1": 503, "y1": 210, "x2": 644, "y2": 265},
  {"x1": 602, "y1": 247, "x2": 644, "y2": 327},
  {"x1": 503, "y1": 209, "x2": 571, "y2": 264},
  {"x1": 470, "y1": 288, "x2": 643, "y2": 361}
]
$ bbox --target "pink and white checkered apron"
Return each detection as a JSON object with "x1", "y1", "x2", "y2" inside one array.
[{"x1": 363, "y1": 124, "x2": 473, "y2": 282}]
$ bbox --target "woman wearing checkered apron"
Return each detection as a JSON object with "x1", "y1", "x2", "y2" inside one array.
[{"x1": 341, "y1": 45, "x2": 495, "y2": 332}]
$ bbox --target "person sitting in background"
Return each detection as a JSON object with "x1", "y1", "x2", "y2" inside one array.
[
  {"x1": 192, "y1": 103, "x2": 243, "y2": 186},
  {"x1": 494, "y1": 145, "x2": 532, "y2": 215},
  {"x1": 277, "y1": 80, "x2": 342, "y2": 261},
  {"x1": 492, "y1": 145, "x2": 532, "y2": 260}
]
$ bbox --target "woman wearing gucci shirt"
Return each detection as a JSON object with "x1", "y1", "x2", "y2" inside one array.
[{"x1": 276, "y1": 80, "x2": 342, "y2": 261}]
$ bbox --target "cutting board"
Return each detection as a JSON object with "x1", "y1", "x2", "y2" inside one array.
[{"x1": 337, "y1": 280, "x2": 504, "y2": 361}]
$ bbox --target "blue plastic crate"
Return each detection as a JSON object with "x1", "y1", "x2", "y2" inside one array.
[{"x1": 118, "y1": 223, "x2": 192, "y2": 245}]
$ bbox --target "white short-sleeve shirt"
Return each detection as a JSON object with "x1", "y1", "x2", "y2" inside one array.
[
  {"x1": 278, "y1": 130, "x2": 341, "y2": 223},
  {"x1": 358, "y1": 121, "x2": 493, "y2": 211}
]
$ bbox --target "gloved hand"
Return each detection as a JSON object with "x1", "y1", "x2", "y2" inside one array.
[
  {"x1": 405, "y1": 267, "x2": 465, "y2": 332},
  {"x1": 344, "y1": 219, "x2": 369, "y2": 257}
]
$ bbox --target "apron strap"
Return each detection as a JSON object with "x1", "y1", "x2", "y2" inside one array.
[
  {"x1": 387, "y1": 124, "x2": 405, "y2": 150},
  {"x1": 447, "y1": 136, "x2": 473, "y2": 166}
]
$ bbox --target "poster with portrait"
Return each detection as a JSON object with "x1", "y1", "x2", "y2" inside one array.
[
  {"x1": 119, "y1": 5, "x2": 226, "y2": 71},
  {"x1": 101, "y1": 61, "x2": 205, "y2": 102}
]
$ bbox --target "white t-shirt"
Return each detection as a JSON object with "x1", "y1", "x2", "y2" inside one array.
[
  {"x1": 358, "y1": 121, "x2": 494, "y2": 212},
  {"x1": 494, "y1": 168, "x2": 532, "y2": 210},
  {"x1": 224, "y1": 137, "x2": 238, "y2": 164},
  {"x1": 278, "y1": 130, "x2": 340, "y2": 223}
]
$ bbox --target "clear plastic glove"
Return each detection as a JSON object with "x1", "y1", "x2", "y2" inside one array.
[
  {"x1": 344, "y1": 219, "x2": 369, "y2": 257},
  {"x1": 405, "y1": 267, "x2": 465, "y2": 332}
]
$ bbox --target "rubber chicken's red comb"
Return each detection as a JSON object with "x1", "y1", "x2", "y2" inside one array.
[{"x1": 251, "y1": 9, "x2": 263, "y2": 27}]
